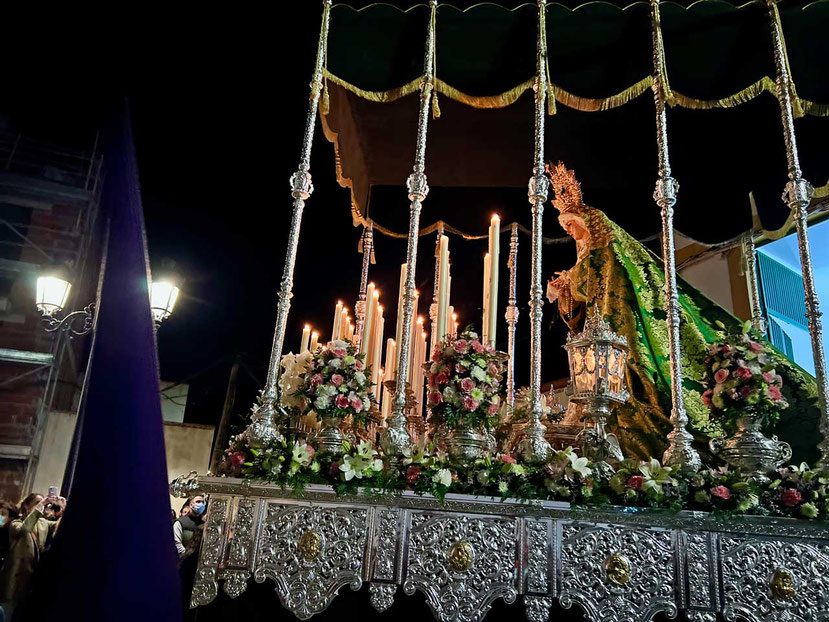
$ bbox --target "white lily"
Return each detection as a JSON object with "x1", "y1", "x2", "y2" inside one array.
[
  {"x1": 639, "y1": 458, "x2": 677, "y2": 495},
  {"x1": 567, "y1": 452, "x2": 592, "y2": 479},
  {"x1": 432, "y1": 468, "x2": 453, "y2": 487}
]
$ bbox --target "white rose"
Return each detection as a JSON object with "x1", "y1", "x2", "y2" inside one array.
[
  {"x1": 354, "y1": 371, "x2": 367, "y2": 385},
  {"x1": 471, "y1": 366, "x2": 487, "y2": 381},
  {"x1": 314, "y1": 395, "x2": 330, "y2": 411},
  {"x1": 432, "y1": 468, "x2": 453, "y2": 487},
  {"x1": 328, "y1": 358, "x2": 342, "y2": 369}
]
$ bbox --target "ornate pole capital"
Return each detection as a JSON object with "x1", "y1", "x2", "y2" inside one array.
[
  {"x1": 355, "y1": 223, "x2": 374, "y2": 349},
  {"x1": 246, "y1": 1, "x2": 332, "y2": 447}
]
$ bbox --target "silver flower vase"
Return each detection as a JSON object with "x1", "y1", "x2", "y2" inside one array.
[
  {"x1": 448, "y1": 423, "x2": 488, "y2": 465},
  {"x1": 315, "y1": 415, "x2": 346, "y2": 456},
  {"x1": 709, "y1": 413, "x2": 792, "y2": 483}
]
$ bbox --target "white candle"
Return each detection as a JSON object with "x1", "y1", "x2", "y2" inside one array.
[
  {"x1": 394, "y1": 263, "x2": 407, "y2": 373},
  {"x1": 300, "y1": 325, "x2": 311, "y2": 353},
  {"x1": 339, "y1": 308, "x2": 349, "y2": 341},
  {"x1": 482, "y1": 253, "x2": 491, "y2": 342},
  {"x1": 310, "y1": 331, "x2": 319, "y2": 352},
  {"x1": 332, "y1": 301, "x2": 343, "y2": 341},
  {"x1": 436, "y1": 236, "x2": 449, "y2": 342},
  {"x1": 408, "y1": 291, "x2": 420, "y2": 384},
  {"x1": 452, "y1": 312, "x2": 459, "y2": 337},
  {"x1": 361, "y1": 283, "x2": 376, "y2": 355},
  {"x1": 383, "y1": 338, "x2": 396, "y2": 414},
  {"x1": 371, "y1": 310, "x2": 384, "y2": 391},
  {"x1": 488, "y1": 214, "x2": 500, "y2": 347}
]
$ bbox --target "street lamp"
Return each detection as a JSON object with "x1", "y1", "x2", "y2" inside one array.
[
  {"x1": 150, "y1": 278, "x2": 180, "y2": 327},
  {"x1": 36, "y1": 268, "x2": 94, "y2": 336}
]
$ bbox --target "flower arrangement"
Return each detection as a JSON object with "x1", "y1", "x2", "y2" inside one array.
[
  {"x1": 278, "y1": 351, "x2": 314, "y2": 410},
  {"x1": 219, "y1": 427, "x2": 828, "y2": 520},
  {"x1": 297, "y1": 339, "x2": 373, "y2": 426},
  {"x1": 424, "y1": 329, "x2": 505, "y2": 430},
  {"x1": 702, "y1": 321, "x2": 788, "y2": 432}
]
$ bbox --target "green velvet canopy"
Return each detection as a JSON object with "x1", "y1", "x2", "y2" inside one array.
[{"x1": 319, "y1": 0, "x2": 829, "y2": 244}]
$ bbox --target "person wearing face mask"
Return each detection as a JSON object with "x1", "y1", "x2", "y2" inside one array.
[{"x1": 173, "y1": 496, "x2": 206, "y2": 559}]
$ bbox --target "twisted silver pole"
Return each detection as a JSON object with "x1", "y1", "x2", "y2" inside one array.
[
  {"x1": 380, "y1": 0, "x2": 437, "y2": 459},
  {"x1": 742, "y1": 232, "x2": 766, "y2": 335},
  {"x1": 505, "y1": 223, "x2": 520, "y2": 415},
  {"x1": 355, "y1": 223, "x2": 374, "y2": 349},
  {"x1": 246, "y1": 0, "x2": 332, "y2": 446},
  {"x1": 650, "y1": 0, "x2": 701, "y2": 469},
  {"x1": 765, "y1": 0, "x2": 829, "y2": 466},
  {"x1": 518, "y1": 0, "x2": 552, "y2": 463}
]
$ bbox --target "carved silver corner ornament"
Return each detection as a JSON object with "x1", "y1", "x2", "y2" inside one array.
[{"x1": 370, "y1": 584, "x2": 398, "y2": 613}]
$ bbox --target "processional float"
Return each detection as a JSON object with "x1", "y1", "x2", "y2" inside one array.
[{"x1": 173, "y1": 2, "x2": 829, "y2": 621}]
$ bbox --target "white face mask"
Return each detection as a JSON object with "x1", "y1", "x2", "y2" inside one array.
[{"x1": 0, "y1": 515, "x2": 7, "y2": 528}]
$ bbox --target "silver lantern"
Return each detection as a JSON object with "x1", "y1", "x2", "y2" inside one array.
[{"x1": 564, "y1": 309, "x2": 629, "y2": 473}]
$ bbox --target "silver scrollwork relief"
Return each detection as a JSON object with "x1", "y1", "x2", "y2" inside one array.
[
  {"x1": 227, "y1": 498, "x2": 257, "y2": 568},
  {"x1": 720, "y1": 536, "x2": 829, "y2": 621},
  {"x1": 558, "y1": 522, "x2": 678, "y2": 622},
  {"x1": 524, "y1": 518, "x2": 552, "y2": 596},
  {"x1": 682, "y1": 531, "x2": 717, "y2": 613},
  {"x1": 373, "y1": 508, "x2": 400, "y2": 581},
  {"x1": 254, "y1": 503, "x2": 368, "y2": 620},
  {"x1": 403, "y1": 513, "x2": 519, "y2": 622},
  {"x1": 191, "y1": 496, "x2": 229, "y2": 607}
]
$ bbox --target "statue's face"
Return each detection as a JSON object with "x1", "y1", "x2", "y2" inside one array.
[{"x1": 559, "y1": 215, "x2": 588, "y2": 241}]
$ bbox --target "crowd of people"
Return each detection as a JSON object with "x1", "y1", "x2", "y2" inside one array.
[
  {"x1": 0, "y1": 491, "x2": 207, "y2": 621},
  {"x1": 0, "y1": 491, "x2": 65, "y2": 622}
]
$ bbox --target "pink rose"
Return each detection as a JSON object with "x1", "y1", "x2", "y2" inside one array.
[
  {"x1": 355, "y1": 360, "x2": 364, "y2": 371},
  {"x1": 460, "y1": 378, "x2": 475, "y2": 393},
  {"x1": 499, "y1": 454, "x2": 516, "y2": 464},
  {"x1": 487, "y1": 401, "x2": 499, "y2": 415},
  {"x1": 311, "y1": 374, "x2": 323, "y2": 388},
  {"x1": 454, "y1": 339, "x2": 469, "y2": 353},
  {"x1": 762, "y1": 372, "x2": 775, "y2": 383},
  {"x1": 435, "y1": 372, "x2": 450, "y2": 385},
  {"x1": 749, "y1": 341, "x2": 764, "y2": 352},
  {"x1": 462, "y1": 395, "x2": 479, "y2": 412},
  {"x1": 768, "y1": 385, "x2": 783, "y2": 401},
  {"x1": 335, "y1": 394, "x2": 349, "y2": 409},
  {"x1": 306, "y1": 445, "x2": 316, "y2": 460},
  {"x1": 714, "y1": 369, "x2": 730, "y2": 384},
  {"x1": 332, "y1": 348, "x2": 347, "y2": 358},
  {"x1": 349, "y1": 395, "x2": 364, "y2": 413},
  {"x1": 230, "y1": 451, "x2": 246, "y2": 467},
  {"x1": 406, "y1": 466, "x2": 422, "y2": 484},
  {"x1": 471, "y1": 340, "x2": 484, "y2": 353},
  {"x1": 734, "y1": 366, "x2": 753, "y2": 381},
  {"x1": 331, "y1": 374, "x2": 344, "y2": 387},
  {"x1": 455, "y1": 363, "x2": 468, "y2": 374},
  {"x1": 710, "y1": 485, "x2": 731, "y2": 500},
  {"x1": 721, "y1": 344, "x2": 733, "y2": 356},
  {"x1": 428, "y1": 391, "x2": 442, "y2": 406},
  {"x1": 702, "y1": 389, "x2": 713, "y2": 408},
  {"x1": 781, "y1": 488, "x2": 802, "y2": 507},
  {"x1": 739, "y1": 385, "x2": 755, "y2": 398},
  {"x1": 627, "y1": 476, "x2": 644, "y2": 490}
]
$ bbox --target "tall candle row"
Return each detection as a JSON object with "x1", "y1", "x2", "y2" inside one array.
[
  {"x1": 434, "y1": 235, "x2": 451, "y2": 349},
  {"x1": 300, "y1": 325, "x2": 320, "y2": 353}
]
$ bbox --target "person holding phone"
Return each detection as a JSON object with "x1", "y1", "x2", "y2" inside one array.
[{"x1": 0, "y1": 491, "x2": 65, "y2": 621}]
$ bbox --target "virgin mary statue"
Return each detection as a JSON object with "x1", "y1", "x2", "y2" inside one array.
[{"x1": 545, "y1": 162, "x2": 820, "y2": 462}]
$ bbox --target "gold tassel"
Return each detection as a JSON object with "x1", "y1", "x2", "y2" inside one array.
[
  {"x1": 321, "y1": 78, "x2": 330, "y2": 115},
  {"x1": 432, "y1": 89, "x2": 441, "y2": 118}
]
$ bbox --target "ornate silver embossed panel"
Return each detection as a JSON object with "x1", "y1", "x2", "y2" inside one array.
[
  {"x1": 720, "y1": 535, "x2": 829, "y2": 622},
  {"x1": 558, "y1": 521, "x2": 678, "y2": 622},
  {"x1": 254, "y1": 503, "x2": 369, "y2": 620},
  {"x1": 402, "y1": 512, "x2": 519, "y2": 622}
]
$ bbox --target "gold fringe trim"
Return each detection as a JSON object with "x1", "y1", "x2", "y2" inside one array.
[
  {"x1": 551, "y1": 77, "x2": 654, "y2": 112},
  {"x1": 324, "y1": 70, "x2": 828, "y2": 116}
]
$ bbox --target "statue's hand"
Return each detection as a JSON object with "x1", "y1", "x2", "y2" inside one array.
[{"x1": 546, "y1": 272, "x2": 569, "y2": 303}]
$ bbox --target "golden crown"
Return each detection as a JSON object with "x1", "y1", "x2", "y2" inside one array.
[{"x1": 546, "y1": 162, "x2": 584, "y2": 214}]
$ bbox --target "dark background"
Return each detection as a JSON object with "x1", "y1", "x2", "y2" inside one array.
[{"x1": 1, "y1": 2, "x2": 826, "y2": 436}]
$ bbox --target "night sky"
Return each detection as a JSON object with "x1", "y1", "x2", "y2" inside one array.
[{"x1": 2, "y1": 2, "x2": 827, "y2": 434}]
